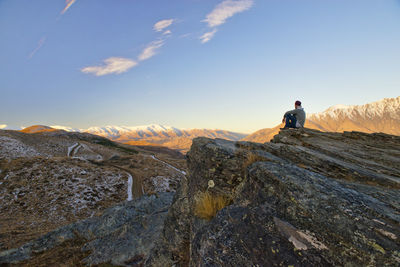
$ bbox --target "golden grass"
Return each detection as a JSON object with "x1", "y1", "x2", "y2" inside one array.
[
  {"x1": 243, "y1": 152, "x2": 269, "y2": 169},
  {"x1": 194, "y1": 191, "x2": 231, "y2": 220}
]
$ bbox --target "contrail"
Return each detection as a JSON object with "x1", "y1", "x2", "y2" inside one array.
[
  {"x1": 61, "y1": 0, "x2": 77, "y2": 15},
  {"x1": 28, "y1": 36, "x2": 46, "y2": 59}
]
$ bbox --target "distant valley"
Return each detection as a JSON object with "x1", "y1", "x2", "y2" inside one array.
[{"x1": 1, "y1": 125, "x2": 248, "y2": 153}]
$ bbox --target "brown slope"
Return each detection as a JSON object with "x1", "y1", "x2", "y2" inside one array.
[
  {"x1": 20, "y1": 125, "x2": 60, "y2": 134},
  {"x1": 241, "y1": 125, "x2": 283, "y2": 143},
  {"x1": 117, "y1": 129, "x2": 248, "y2": 153}
]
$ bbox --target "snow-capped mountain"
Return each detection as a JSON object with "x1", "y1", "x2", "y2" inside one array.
[
  {"x1": 85, "y1": 124, "x2": 184, "y2": 140},
  {"x1": 3, "y1": 124, "x2": 247, "y2": 153},
  {"x1": 307, "y1": 96, "x2": 400, "y2": 134},
  {"x1": 51, "y1": 125, "x2": 82, "y2": 132},
  {"x1": 0, "y1": 124, "x2": 23, "y2": 130},
  {"x1": 5, "y1": 96, "x2": 399, "y2": 148},
  {"x1": 85, "y1": 124, "x2": 247, "y2": 152},
  {"x1": 87, "y1": 125, "x2": 244, "y2": 141},
  {"x1": 244, "y1": 96, "x2": 400, "y2": 143}
]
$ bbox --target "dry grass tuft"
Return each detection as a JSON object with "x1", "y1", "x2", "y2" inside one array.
[
  {"x1": 194, "y1": 191, "x2": 231, "y2": 220},
  {"x1": 243, "y1": 152, "x2": 269, "y2": 168}
]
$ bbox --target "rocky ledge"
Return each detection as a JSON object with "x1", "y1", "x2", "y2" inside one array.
[
  {"x1": 1, "y1": 128, "x2": 399, "y2": 266},
  {"x1": 149, "y1": 128, "x2": 400, "y2": 266}
]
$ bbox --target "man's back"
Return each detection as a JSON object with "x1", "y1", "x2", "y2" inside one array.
[{"x1": 283, "y1": 101, "x2": 306, "y2": 128}]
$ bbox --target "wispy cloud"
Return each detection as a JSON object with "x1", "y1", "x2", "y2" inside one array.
[
  {"x1": 163, "y1": 30, "x2": 172, "y2": 35},
  {"x1": 204, "y1": 0, "x2": 253, "y2": 27},
  {"x1": 81, "y1": 18, "x2": 171, "y2": 76},
  {"x1": 138, "y1": 40, "x2": 164, "y2": 61},
  {"x1": 81, "y1": 57, "x2": 138, "y2": 76},
  {"x1": 200, "y1": 29, "x2": 218, "y2": 44},
  {"x1": 61, "y1": 0, "x2": 77, "y2": 15},
  {"x1": 200, "y1": 0, "x2": 253, "y2": 43},
  {"x1": 28, "y1": 36, "x2": 46, "y2": 59},
  {"x1": 153, "y1": 19, "x2": 174, "y2": 32}
]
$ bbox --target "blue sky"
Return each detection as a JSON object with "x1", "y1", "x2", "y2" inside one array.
[{"x1": 1, "y1": 0, "x2": 399, "y2": 133}]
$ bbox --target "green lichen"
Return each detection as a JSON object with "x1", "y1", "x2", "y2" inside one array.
[{"x1": 368, "y1": 241, "x2": 385, "y2": 254}]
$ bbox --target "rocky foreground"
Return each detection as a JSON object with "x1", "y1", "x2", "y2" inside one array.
[{"x1": 1, "y1": 128, "x2": 399, "y2": 266}]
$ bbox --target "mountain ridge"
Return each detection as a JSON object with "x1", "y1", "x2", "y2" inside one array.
[
  {"x1": 244, "y1": 96, "x2": 400, "y2": 143},
  {"x1": 8, "y1": 124, "x2": 248, "y2": 153},
  {"x1": 3, "y1": 96, "x2": 399, "y2": 150}
]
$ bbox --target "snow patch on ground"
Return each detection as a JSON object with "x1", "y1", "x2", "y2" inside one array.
[
  {"x1": 0, "y1": 160, "x2": 127, "y2": 222},
  {"x1": 68, "y1": 142, "x2": 103, "y2": 161},
  {"x1": 0, "y1": 136, "x2": 41, "y2": 159},
  {"x1": 127, "y1": 173, "x2": 133, "y2": 201},
  {"x1": 67, "y1": 143, "x2": 79, "y2": 157},
  {"x1": 151, "y1": 176, "x2": 174, "y2": 192}
]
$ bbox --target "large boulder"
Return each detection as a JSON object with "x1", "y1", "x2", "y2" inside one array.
[
  {"x1": 152, "y1": 128, "x2": 400, "y2": 266},
  {"x1": 0, "y1": 192, "x2": 173, "y2": 266}
]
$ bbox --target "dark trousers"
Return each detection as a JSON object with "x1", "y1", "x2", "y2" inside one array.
[{"x1": 285, "y1": 114, "x2": 297, "y2": 128}]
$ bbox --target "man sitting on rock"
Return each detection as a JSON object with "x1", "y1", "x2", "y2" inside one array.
[{"x1": 282, "y1": 100, "x2": 306, "y2": 129}]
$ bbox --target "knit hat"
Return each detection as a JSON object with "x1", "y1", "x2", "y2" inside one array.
[{"x1": 295, "y1": 100, "x2": 302, "y2": 106}]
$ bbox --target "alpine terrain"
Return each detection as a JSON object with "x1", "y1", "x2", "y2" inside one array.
[
  {"x1": 85, "y1": 125, "x2": 247, "y2": 153},
  {"x1": 0, "y1": 128, "x2": 186, "y2": 259},
  {"x1": 1, "y1": 128, "x2": 399, "y2": 266},
  {"x1": 244, "y1": 96, "x2": 400, "y2": 143}
]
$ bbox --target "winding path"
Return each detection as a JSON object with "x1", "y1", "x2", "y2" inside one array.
[
  {"x1": 150, "y1": 155, "x2": 186, "y2": 175},
  {"x1": 67, "y1": 143, "x2": 79, "y2": 157},
  {"x1": 68, "y1": 143, "x2": 137, "y2": 200},
  {"x1": 108, "y1": 164, "x2": 144, "y2": 201},
  {"x1": 127, "y1": 173, "x2": 133, "y2": 201}
]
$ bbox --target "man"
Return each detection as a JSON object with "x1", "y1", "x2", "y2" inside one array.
[{"x1": 282, "y1": 100, "x2": 306, "y2": 128}]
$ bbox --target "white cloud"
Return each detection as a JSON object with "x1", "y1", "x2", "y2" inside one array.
[
  {"x1": 61, "y1": 0, "x2": 77, "y2": 15},
  {"x1": 163, "y1": 30, "x2": 172, "y2": 35},
  {"x1": 200, "y1": 29, "x2": 218, "y2": 44},
  {"x1": 138, "y1": 40, "x2": 164, "y2": 61},
  {"x1": 203, "y1": 0, "x2": 253, "y2": 27},
  {"x1": 153, "y1": 19, "x2": 174, "y2": 32},
  {"x1": 81, "y1": 57, "x2": 137, "y2": 76}
]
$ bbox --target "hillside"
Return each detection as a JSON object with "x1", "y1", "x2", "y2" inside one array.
[
  {"x1": 0, "y1": 129, "x2": 186, "y2": 252},
  {"x1": 1, "y1": 128, "x2": 399, "y2": 266},
  {"x1": 18, "y1": 124, "x2": 247, "y2": 153},
  {"x1": 20, "y1": 125, "x2": 60, "y2": 134},
  {"x1": 244, "y1": 96, "x2": 400, "y2": 143}
]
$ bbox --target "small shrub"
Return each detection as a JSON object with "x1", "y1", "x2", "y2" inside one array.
[{"x1": 194, "y1": 191, "x2": 231, "y2": 220}]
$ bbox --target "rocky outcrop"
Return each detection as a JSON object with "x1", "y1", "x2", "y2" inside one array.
[
  {"x1": 152, "y1": 128, "x2": 400, "y2": 266},
  {"x1": 0, "y1": 192, "x2": 173, "y2": 266},
  {"x1": 1, "y1": 128, "x2": 399, "y2": 266}
]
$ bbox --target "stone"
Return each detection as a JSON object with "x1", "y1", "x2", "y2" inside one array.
[{"x1": 0, "y1": 192, "x2": 173, "y2": 266}]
